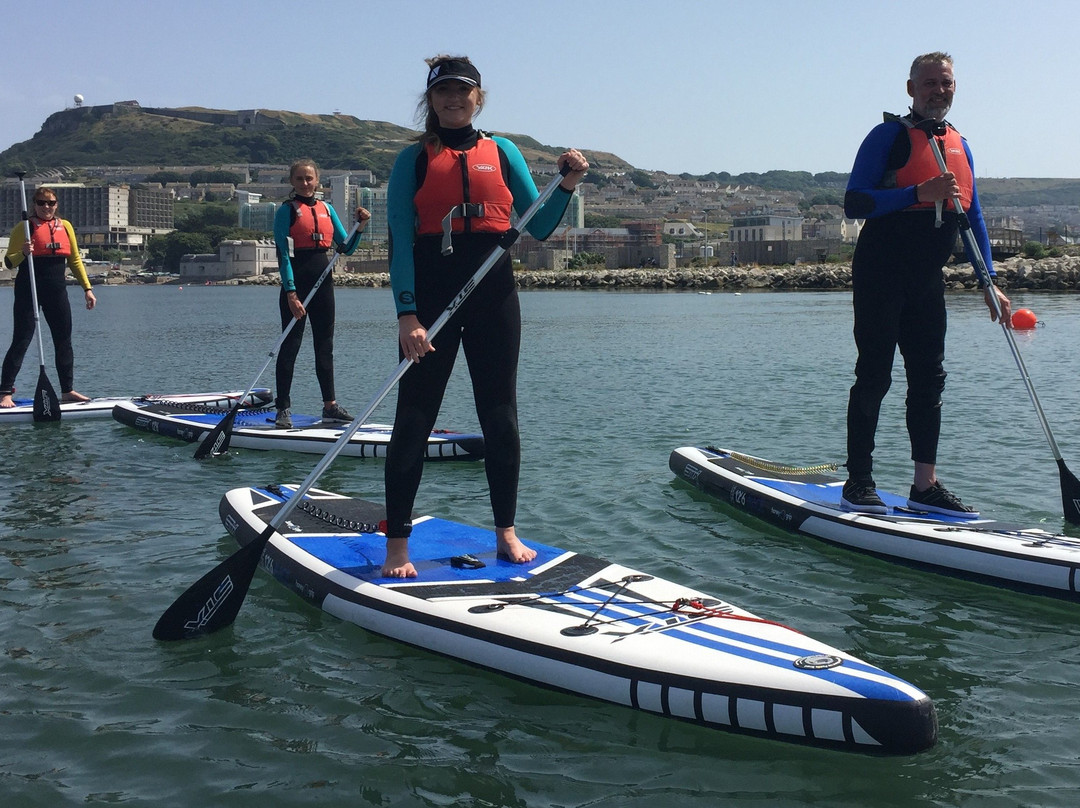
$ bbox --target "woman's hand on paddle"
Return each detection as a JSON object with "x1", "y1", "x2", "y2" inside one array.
[
  {"x1": 398, "y1": 314, "x2": 434, "y2": 363},
  {"x1": 286, "y1": 291, "x2": 306, "y2": 319},
  {"x1": 986, "y1": 285, "x2": 1012, "y2": 326},
  {"x1": 355, "y1": 206, "x2": 371, "y2": 233},
  {"x1": 557, "y1": 149, "x2": 589, "y2": 190}
]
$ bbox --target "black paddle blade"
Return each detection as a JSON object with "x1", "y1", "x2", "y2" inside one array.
[
  {"x1": 33, "y1": 367, "x2": 61, "y2": 422},
  {"x1": 152, "y1": 527, "x2": 273, "y2": 641},
  {"x1": 1058, "y1": 459, "x2": 1080, "y2": 526},
  {"x1": 193, "y1": 405, "x2": 239, "y2": 459}
]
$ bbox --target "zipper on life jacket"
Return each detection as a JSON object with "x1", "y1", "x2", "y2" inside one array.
[{"x1": 458, "y1": 152, "x2": 472, "y2": 235}]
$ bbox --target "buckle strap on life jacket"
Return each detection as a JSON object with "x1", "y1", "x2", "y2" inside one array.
[
  {"x1": 889, "y1": 113, "x2": 946, "y2": 228},
  {"x1": 440, "y1": 203, "x2": 485, "y2": 255}
]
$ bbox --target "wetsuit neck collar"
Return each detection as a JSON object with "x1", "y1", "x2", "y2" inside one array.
[{"x1": 436, "y1": 124, "x2": 479, "y2": 149}]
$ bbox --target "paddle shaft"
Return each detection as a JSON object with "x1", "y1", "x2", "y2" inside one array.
[
  {"x1": 16, "y1": 174, "x2": 61, "y2": 419},
  {"x1": 925, "y1": 130, "x2": 1080, "y2": 523},
  {"x1": 924, "y1": 133, "x2": 1066, "y2": 461},
  {"x1": 265, "y1": 167, "x2": 572, "y2": 533}
]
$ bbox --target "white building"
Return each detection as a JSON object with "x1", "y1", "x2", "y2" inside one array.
[
  {"x1": 730, "y1": 213, "x2": 804, "y2": 243},
  {"x1": 178, "y1": 239, "x2": 277, "y2": 282}
]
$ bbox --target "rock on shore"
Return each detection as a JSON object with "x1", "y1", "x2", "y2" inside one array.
[{"x1": 237, "y1": 255, "x2": 1080, "y2": 292}]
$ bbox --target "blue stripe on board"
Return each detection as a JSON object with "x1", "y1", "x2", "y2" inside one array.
[{"x1": 557, "y1": 589, "x2": 915, "y2": 701}]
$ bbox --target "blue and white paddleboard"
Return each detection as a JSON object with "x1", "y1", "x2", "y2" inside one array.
[
  {"x1": 218, "y1": 483, "x2": 937, "y2": 754},
  {"x1": 112, "y1": 400, "x2": 483, "y2": 460},
  {"x1": 0, "y1": 388, "x2": 272, "y2": 425},
  {"x1": 670, "y1": 446, "x2": 1080, "y2": 600}
]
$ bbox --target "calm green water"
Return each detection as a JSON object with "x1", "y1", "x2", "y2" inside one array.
[{"x1": 3, "y1": 284, "x2": 1080, "y2": 807}]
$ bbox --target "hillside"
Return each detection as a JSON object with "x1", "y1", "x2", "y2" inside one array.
[
  {"x1": 1, "y1": 102, "x2": 1077, "y2": 206},
  {"x1": 0, "y1": 101, "x2": 633, "y2": 181}
]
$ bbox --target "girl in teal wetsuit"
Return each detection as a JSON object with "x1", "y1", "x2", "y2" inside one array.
[
  {"x1": 272, "y1": 159, "x2": 368, "y2": 427},
  {"x1": 381, "y1": 55, "x2": 589, "y2": 578}
]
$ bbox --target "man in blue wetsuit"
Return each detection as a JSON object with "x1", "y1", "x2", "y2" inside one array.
[{"x1": 841, "y1": 52, "x2": 1011, "y2": 518}]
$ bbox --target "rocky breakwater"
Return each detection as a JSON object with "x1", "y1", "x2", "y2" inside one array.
[
  {"x1": 513, "y1": 255, "x2": 1080, "y2": 291},
  {"x1": 236, "y1": 255, "x2": 1080, "y2": 292}
]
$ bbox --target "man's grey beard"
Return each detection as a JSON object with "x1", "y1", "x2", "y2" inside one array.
[{"x1": 917, "y1": 103, "x2": 952, "y2": 121}]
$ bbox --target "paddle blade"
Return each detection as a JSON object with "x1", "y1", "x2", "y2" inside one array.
[
  {"x1": 33, "y1": 367, "x2": 61, "y2": 422},
  {"x1": 152, "y1": 527, "x2": 273, "y2": 641},
  {"x1": 1058, "y1": 459, "x2": 1080, "y2": 526},
  {"x1": 193, "y1": 405, "x2": 239, "y2": 460}
]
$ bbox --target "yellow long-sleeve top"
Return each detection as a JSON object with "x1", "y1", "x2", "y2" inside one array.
[{"x1": 4, "y1": 218, "x2": 92, "y2": 290}]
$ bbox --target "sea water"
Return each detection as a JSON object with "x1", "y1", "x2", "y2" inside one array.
[{"x1": 2, "y1": 284, "x2": 1079, "y2": 807}]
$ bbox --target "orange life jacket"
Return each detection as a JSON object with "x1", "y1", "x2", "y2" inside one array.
[
  {"x1": 288, "y1": 199, "x2": 333, "y2": 250},
  {"x1": 29, "y1": 217, "x2": 72, "y2": 257},
  {"x1": 894, "y1": 123, "x2": 974, "y2": 211},
  {"x1": 414, "y1": 137, "x2": 513, "y2": 236}
]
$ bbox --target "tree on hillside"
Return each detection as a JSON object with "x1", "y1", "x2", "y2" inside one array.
[
  {"x1": 584, "y1": 213, "x2": 623, "y2": 228},
  {"x1": 627, "y1": 169, "x2": 657, "y2": 189},
  {"x1": 146, "y1": 231, "x2": 213, "y2": 271},
  {"x1": 177, "y1": 202, "x2": 237, "y2": 231}
]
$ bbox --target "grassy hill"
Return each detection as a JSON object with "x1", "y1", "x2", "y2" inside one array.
[
  {"x1": 976, "y1": 178, "x2": 1080, "y2": 207},
  {"x1": 1, "y1": 102, "x2": 1075, "y2": 207},
  {"x1": 0, "y1": 102, "x2": 633, "y2": 180}
]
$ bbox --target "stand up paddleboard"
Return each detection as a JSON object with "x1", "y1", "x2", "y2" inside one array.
[
  {"x1": 670, "y1": 446, "x2": 1080, "y2": 600},
  {"x1": 0, "y1": 388, "x2": 272, "y2": 425},
  {"x1": 113, "y1": 400, "x2": 483, "y2": 460},
  {"x1": 217, "y1": 483, "x2": 937, "y2": 754}
]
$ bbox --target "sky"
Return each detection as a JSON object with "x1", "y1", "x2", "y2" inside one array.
[{"x1": 2, "y1": 0, "x2": 1077, "y2": 179}]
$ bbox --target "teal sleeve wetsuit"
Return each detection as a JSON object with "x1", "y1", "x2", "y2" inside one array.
[
  {"x1": 384, "y1": 128, "x2": 573, "y2": 539},
  {"x1": 272, "y1": 197, "x2": 362, "y2": 411}
]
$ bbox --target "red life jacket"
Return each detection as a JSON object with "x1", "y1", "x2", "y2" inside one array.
[
  {"x1": 288, "y1": 199, "x2": 333, "y2": 249},
  {"x1": 29, "y1": 217, "x2": 72, "y2": 256},
  {"x1": 414, "y1": 137, "x2": 514, "y2": 236},
  {"x1": 894, "y1": 123, "x2": 974, "y2": 211}
]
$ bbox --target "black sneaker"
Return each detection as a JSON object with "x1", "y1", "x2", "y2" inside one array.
[
  {"x1": 275, "y1": 408, "x2": 293, "y2": 429},
  {"x1": 907, "y1": 481, "x2": 978, "y2": 519},
  {"x1": 321, "y1": 402, "x2": 353, "y2": 423},
  {"x1": 840, "y1": 478, "x2": 887, "y2": 514}
]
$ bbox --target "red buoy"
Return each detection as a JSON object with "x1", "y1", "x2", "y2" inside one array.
[{"x1": 1012, "y1": 308, "x2": 1037, "y2": 330}]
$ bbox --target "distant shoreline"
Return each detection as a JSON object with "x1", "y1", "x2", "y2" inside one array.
[
  {"x1": 6, "y1": 254, "x2": 1077, "y2": 292},
  {"x1": 267, "y1": 254, "x2": 1080, "y2": 293}
]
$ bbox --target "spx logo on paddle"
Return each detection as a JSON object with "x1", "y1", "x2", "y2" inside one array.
[
  {"x1": 38, "y1": 390, "x2": 54, "y2": 418},
  {"x1": 448, "y1": 279, "x2": 477, "y2": 314},
  {"x1": 183, "y1": 575, "x2": 235, "y2": 632}
]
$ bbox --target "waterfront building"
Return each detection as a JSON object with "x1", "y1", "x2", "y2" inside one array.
[{"x1": 0, "y1": 184, "x2": 174, "y2": 252}]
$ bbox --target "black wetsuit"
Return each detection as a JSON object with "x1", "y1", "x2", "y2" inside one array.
[{"x1": 383, "y1": 125, "x2": 571, "y2": 537}]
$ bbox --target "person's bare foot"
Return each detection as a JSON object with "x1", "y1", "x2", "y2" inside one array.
[
  {"x1": 381, "y1": 537, "x2": 417, "y2": 578},
  {"x1": 62, "y1": 390, "x2": 91, "y2": 403},
  {"x1": 0, "y1": 393, "x2": 14, "y2": 409},
  {"x1": 496, "y1": 526, "x2": 537, "y2": 564}
]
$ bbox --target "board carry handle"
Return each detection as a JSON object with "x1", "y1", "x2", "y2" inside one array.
[
  {"x1": 153, "y1": 165, "x2": 574, "y2": 641},
  {"x1": 920, "y1": 123, "x2": 1080, "y2": 525},
  {"x1": 193, "y1": 220, "x2": 363, "y2": 459}
]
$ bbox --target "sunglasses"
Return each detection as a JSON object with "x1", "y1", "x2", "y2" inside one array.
[{"x1": 35, "y1": 200, "x2": 57, "y2": 207}]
